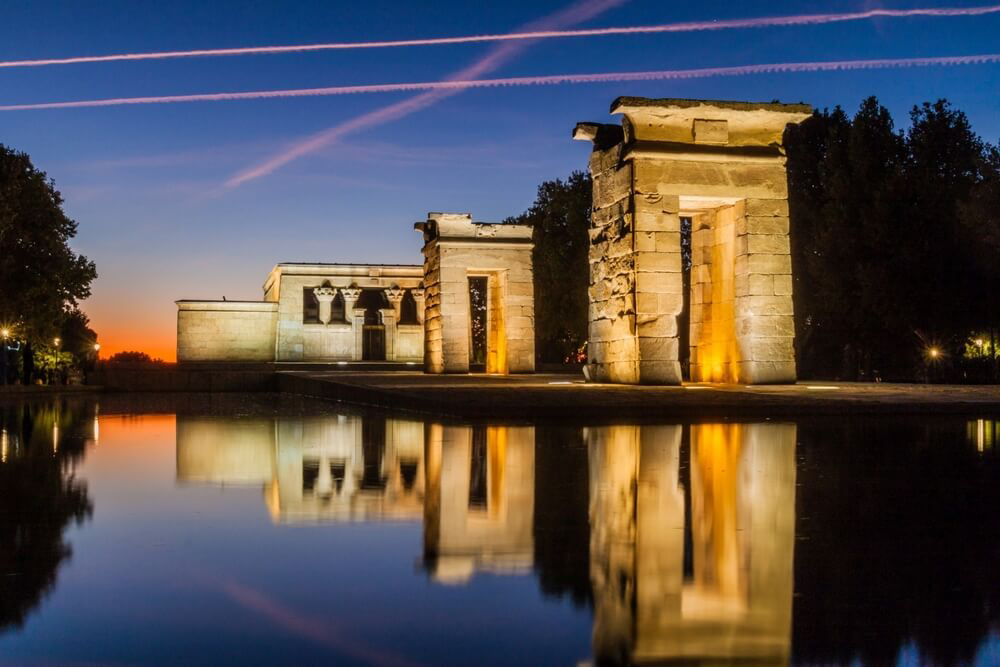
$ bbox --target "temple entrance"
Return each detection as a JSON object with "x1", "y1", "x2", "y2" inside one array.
[
  {"x1": 357, "y1": 289, "x2": 387, "y2": 361},
  {"x1": 679, "y1": 215, "x2": 693, "y2": 381},
  {"x1": 363, "y1": 326, "x2": 385, "y2": 361},
  {"x1": 468, "y1": 276, "x2": 488, "y2": 372}
]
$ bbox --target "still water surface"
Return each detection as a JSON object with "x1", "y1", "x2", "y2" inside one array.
[{"x1": 1, "y1": 395, "x2": 999, "y2": 666}]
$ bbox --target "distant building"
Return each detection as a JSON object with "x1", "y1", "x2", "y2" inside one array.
[
  {"x1": 177, "y1": 263, "x2": 424, "y2": 363},
  {"x1": 176, "y1": 213, "x2": 535, "y2": 369}
]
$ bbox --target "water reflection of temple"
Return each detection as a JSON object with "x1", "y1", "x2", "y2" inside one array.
[
  {"x1": 175, "y1": 414, "x2": 796, "y2": 663},
  {"x1": 422, "y1": 424, "x2": 535, "y2": 584},
  {"x1": 176, "y1": 415, "x2": 425, "y2": 522},
  {"x1": 587, "y1": 422, "x2": 796, "y2": 665}
]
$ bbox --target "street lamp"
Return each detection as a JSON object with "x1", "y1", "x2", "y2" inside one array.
[
  {"x1": 53, "y1": 337, "x2": 61, "y2": 347},
  {"x1": 0, "y1": 328, "x2": 7, "y2": 386}
]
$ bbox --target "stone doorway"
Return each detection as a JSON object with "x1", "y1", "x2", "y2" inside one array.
[
  {"x1": 468, "y1": 276, "x2": 488, "y2": 372},
  {"x1": 358, "y1": 289, "x2": 387, "y2": 361}
]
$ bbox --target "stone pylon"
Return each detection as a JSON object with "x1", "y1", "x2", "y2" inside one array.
[{"x1": 575, "y1": 98, "x2": 811, "y2": 384}]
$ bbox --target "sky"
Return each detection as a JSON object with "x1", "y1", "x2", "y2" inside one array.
[{"x1": 2, "y1": 0, "x2": 999, "y2": 361}]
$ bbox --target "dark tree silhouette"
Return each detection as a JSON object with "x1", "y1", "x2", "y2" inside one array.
[
  {"x1": 0, "y1": 401, "x2": 94, "y2": 632},
  {"x1": 0, "y1": 145, "x2": 97, "y2": 383},
  {"x1": 507, "y1": 171, "x2": 592, "y2": 364},
  {"x1": 786, "y1": 98, "x2": 1000, "y2": 380}
]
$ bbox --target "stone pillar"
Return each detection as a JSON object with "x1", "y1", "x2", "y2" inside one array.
[
  {"x1": 380, "y1": 307, "x2": 397, "y2": 361},
  {"x1": 415, "y1": 213, "x2": 535, "y2": 375},
  {"x1": 574, "y1": 97, "x2": 810, "y2": 385},
  {"x1": 342, "y1": 286, "x2": 363, "y2": 362},
  {"x1": 385, "y1": 286, "x2": 405, "y2": 319},
  {"x1": 313, "y1": 286, "x2": 337, "y2": 324},
  {"x1": 411, "y1": 288, "x2": 426, "y2": 324}
]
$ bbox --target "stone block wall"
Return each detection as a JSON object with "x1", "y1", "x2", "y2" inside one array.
[
  {"x1": 588, "y1": 145, "x2": 639, "y2": 383},
  {"x1": 176, "y1": 301, "x2": 278, "y2": 362},
  {"x1": 417, "y1": 214, "x2": 534, "y2": 374},
  {"x1": 576, "y1": 97, "x2": 810, "y2": 385}
]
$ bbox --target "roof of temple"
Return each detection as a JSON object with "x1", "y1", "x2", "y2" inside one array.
[{"x1": 610, "y1": 96, "x2": 812, "y2": 114}]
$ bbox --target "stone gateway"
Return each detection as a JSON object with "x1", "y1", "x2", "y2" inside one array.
[{"x1": 574, "y1": 97, "x2": 811, "y2": 384}]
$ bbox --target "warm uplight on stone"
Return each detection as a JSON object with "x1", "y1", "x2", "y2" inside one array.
[
  {"x1": 176, "y1": 263, "x2": 425, "y2": 362},
  {"x1": 575, "y1": 97, "x2": 811, "y2": 384},
  {"x1": 587, "y1": 421, "x2": 795, "y2": 662},
  {"x1": 415, "y1": 213, "x2": 535, "y2": 374}
]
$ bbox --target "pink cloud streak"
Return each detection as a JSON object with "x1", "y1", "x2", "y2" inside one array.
[
  {"x1": 0, "y1": 4, "x2": 997, "y2": 69},
  {"x1": 2, "y1": 53, "x2": 997, "y2": 114},
  {"x1": 222, "y1": 0, "x2": 627, "y2": 188}
]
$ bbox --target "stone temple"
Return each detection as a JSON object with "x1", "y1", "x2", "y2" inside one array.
[
  {"x1": 177, "y1": 96, "x2": 809, "y2": 385},
  {"x1": 177, "y1": 212, "x2": 535, "y2": 374},
  {"x1": 574, "y1": 97, "x2": 811, "y2": 384}
]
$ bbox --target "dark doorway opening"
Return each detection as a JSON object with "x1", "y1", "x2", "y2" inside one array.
[
  {"x1": 468, "y1": 426, "x2": 488, "y2": 509},
  {"x1": 679, "y1": 216, "x2": 693, "y2": 380},
  {"x1": 357, "y1": 289, "x2": 387, "y2": 361},
  {"x1": 361, "y1": 417, "x2": 387, "y2": 490},
  {"x1": 469, "y1": 277, "x2": 488, "y2": 372}
]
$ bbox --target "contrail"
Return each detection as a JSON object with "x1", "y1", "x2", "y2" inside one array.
[
  {"x1": 3, "y1": 53, "x2": 998, "y2": 113},
  {"x1": 223, "y1": 0, "x2": 628, "y2": 188},
  {"x1": 1, "y1": 4, "x2": 998, "y2": 69}
]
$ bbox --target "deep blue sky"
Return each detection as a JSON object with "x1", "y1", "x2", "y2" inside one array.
[{"x1": 2, "y1": 0, "x2": 999, "y2": 358}]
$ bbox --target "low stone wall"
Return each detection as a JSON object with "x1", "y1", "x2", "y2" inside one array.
[{"x1": 176, "y1": 301, "x2": 277, "y2": 362}]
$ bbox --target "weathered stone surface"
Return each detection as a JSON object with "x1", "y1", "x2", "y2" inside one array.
[
  {"x1": 416, "y1": 212, "x2": 535, "y2": 375},
  {"x1": 576, "y1": 96, "x2": 807, "y2": 385}
]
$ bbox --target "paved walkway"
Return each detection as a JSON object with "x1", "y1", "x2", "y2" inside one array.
[{"x1": 276, "y1": 371, "x2": 1000, "y2": 419}]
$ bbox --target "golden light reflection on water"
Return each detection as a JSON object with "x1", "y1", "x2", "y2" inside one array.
[
  {"x1": 174, "y1": 413, "x2": 796, "y2": 664},
  {"x1": 587, "y1": 421, "x2": 796, "y2": 664}
]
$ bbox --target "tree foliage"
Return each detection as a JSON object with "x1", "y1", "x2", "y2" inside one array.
[
  {"x1": 507, "y1": 171, "x2": 591, "y2": 363},
  {"x1": 0, "y1": 402, "x2": 93, "y2": 631},
  {"x1": 0, "y1": 144, "x2": 97, "y2": 343},
  {"x1": 787, "y1": 98, "x2": 1000, "y2": 380},
  {"x1": 107, "y1": 350, "x2": 162, "y2": 365}
]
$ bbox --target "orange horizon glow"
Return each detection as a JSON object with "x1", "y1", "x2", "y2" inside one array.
[{"x1": 93, "y1": 327, "x2": 176, "y2": 363}]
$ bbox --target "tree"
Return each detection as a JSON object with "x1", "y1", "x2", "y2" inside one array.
[
  {"x1": 0, "y1": 145, "x2": 97, "y2": 381},
  {"x1": 787, "y1": 97, "x2": 1000, "y2": 381},
  {"x1": 107, "y1": 350, "x2": 162, "y2": 365},
  {"x1": 0, "y1": 402, "x2": 93, "y2": 631},
  {"x1": 507, "y1": 171, "x2": 592, "y2": 363}
]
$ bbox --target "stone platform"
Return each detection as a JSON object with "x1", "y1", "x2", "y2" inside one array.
[{"x1": 274, "y1": 371, "x2": 1000, "y2": 420}]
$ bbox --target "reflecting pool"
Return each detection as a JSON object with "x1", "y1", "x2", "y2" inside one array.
[{"x1": 1, "y1": 396, "x2": 999, "y2": 666}]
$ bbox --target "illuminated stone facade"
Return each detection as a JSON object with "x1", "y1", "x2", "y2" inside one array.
[
  {"x1": 415, "y1": 213, "x2": 535, "y2": 374},
  {"x1": 176, "y1": 263, "x2": 425, "y2": 363},
  {"x1": 575, "y1": 97, "x2": 811, "y2": 384},
  {"x1": 422, "y1": 423, "x2": 535, "y2": 583},
  {"x1": 176, "y1": 414, "x2": 426, "y2": 522},
  {"x1": 587, "y1": 421, "x2": 796, "y2": 663}
]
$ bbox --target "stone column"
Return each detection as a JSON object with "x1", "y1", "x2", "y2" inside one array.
[
  {"x1": 342, "y1": 287, "x2": 363, "y2": 361},
  {"x1": 380, "y1": 307, "x2": 397, "y2": 361},
  {"x1": 411, "y1": 288, "x2": 426, "y2": 324},
  {"x1": 385, "y1": 286, "x2": 405, "y2": 319},
  {"x1": 313, "y1": 286, "x2": 337, "y2": 324}
]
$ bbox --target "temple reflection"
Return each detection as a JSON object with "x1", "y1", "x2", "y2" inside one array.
[
  {"x1": 176, "y1": 414, "x2": 425, "y2": 522},
  {"x1": 421, "y1": 424, "x2": 535, "y2": 584},
  {"x1": 587, "y1": 422, "x2": 796, "y2": 665},
  {"x1": 175, "y1": 414, "x2": 798, "y2": 663}
]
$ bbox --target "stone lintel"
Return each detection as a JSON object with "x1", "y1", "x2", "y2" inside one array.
[
  {"x1": 610, "y1": 97, "x2": 812, "y2": 149},
  {"x1": 415, "y1": 212, "x2": 532, "y2": 246}
]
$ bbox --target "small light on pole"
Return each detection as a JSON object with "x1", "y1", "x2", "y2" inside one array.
[
  {"x1": 928, "y1": 346, "x2": 941, "y2": 359},
  {"x1": 93, "y1": 343, "x2": 101, "y2": 352},
  {"x1": 53, "y1": 337, "x2": 61, "y2": 347}
]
